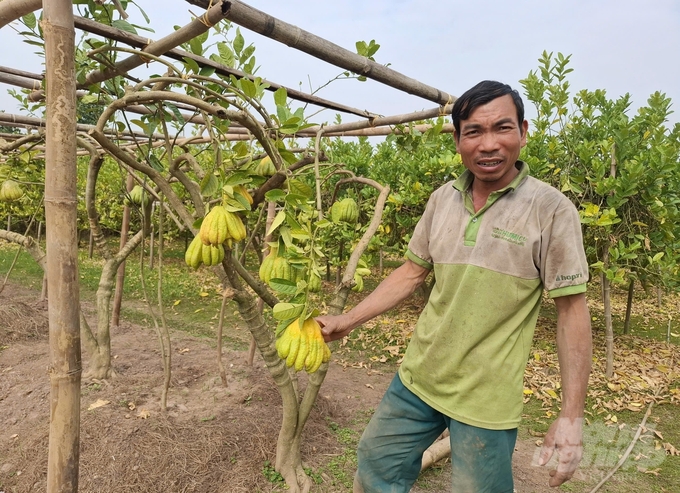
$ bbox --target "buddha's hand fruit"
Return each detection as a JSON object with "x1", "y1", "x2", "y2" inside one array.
[{"x1": 276, "y1": 316, "x2": 331, "y2": 373}]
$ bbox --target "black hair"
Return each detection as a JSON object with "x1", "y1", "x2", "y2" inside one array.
[{"x1": 451, "y1": 80, "x2": 525, "y2": 136}]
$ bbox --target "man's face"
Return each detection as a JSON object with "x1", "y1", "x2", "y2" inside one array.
[{"x1": 454, "y1": 94, "x2": 528, "y2": 191}]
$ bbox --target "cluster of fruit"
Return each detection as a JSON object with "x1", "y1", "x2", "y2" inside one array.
[
  {"x1": 184, "y1": 203, "x2": 248, "y2": 269},
  {"x1": 0, "y1": 180, "x2": 23, "y2": 202},
  {"x1": 276, "y1": 317, "x2": 331, "y2": 373}
]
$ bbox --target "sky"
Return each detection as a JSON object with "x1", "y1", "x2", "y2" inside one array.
[{"x1": 1, "y1": 0, "x2": 679, "y2": 130}]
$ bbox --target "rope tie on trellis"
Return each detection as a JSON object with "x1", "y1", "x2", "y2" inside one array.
[
  {"x1": 138, "y1": 39, "x2": 153, "y2": 64},
  {"x1": 439, "y1": 94, "x2": 454, "y2": 116},
  {"x1": 197, "y1": 0, "x2": 216, "y2": 28}
]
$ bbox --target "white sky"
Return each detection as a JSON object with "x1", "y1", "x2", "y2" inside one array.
[{"x1": 0, "y1": 0, "x2": 679, "y2": 128}]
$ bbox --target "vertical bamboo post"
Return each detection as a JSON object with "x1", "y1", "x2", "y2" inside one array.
[{"x1": 43, "y1": 1, "x2": 81, "y2": 492}]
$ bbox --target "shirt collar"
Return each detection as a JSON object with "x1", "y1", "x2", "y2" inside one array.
[{"x1": 452, "y1": 160, "x2": 529, "y2": 193}]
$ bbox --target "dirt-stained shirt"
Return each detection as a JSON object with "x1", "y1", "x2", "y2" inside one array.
[{"x1": 399, "y1": 161, "x2": 588, "y2": 430}]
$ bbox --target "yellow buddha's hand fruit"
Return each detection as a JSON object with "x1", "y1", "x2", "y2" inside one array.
[
  {"x1": 184, "y1": 235, "x2": 204, "y2": 269},
  {"x1": 276, "y1": 316, "x2": 330, "y2": 373}
]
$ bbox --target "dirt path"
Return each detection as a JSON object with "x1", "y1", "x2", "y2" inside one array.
[{"x1": 1, "y1": 284, "x2": 581, "y2": 492}]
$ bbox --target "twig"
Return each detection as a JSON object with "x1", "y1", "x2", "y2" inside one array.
[{"x1": 588, "y1": 387, "x2": 662, "y2": 493}]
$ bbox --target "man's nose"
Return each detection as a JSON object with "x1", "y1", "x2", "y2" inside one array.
[{"x1": 478, "y1": 132, "x2": 500, "y2": 152}]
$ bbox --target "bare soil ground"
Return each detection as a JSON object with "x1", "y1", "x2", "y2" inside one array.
[{"x1": 0, "y1": 283, "x2": 589, "y2": 493}]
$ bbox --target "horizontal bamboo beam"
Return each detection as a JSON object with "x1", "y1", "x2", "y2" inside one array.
[
  {"x1": 0, "y1": 65, "x2": 42, "y2": 80},
  {"x1": 187, "y1": 0, "x2": 456, "y2": 107},
  {"x1": 0, "y1": 112, "x2": 166, "y2": 141},
  {"x1": 0, "y1": 72, "x2": 42, "y2": 91}
]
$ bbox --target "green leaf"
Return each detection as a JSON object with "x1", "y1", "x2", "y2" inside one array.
[
  {"x1": 224, "y1": 194, "x2": 250, "y2": 212},
  {"x1": 217, "y1": 42, "x2": 235, "y2": 67},
  {"x1": 111, "y1": 19, "x2": 137, "y2": 35},
  {"x1": 22, "y1": 12, "x2": 36, "y2": 29},
  {"x1": 652, "y1": 252, "x2": 665, "y2": 262},
  {"x1": 200, "y1": 173, "x2": 219, "y2": 197},
  {"x1": 224, "y1": 172, "x2": 252, "y2": 186},
  {"x1": 272, "y1": 303, "x2": 304, "y2": 321},
  {"x1": 199, "y1": 66, "x2": 216, "y2": 77},
  {"x1": 233, "y1": 29, "x2": 244, "y2": 55},
  {"x1": 182, "y1": 56, "x2": 201, "y2": 74},
  {"x1": 240, "y1": 78, "x2": 257, "y2": 98},
  {"x1": 314, "y1": 219, "x2": 332, "y2": 229},
  {"x1": 274, "y1": 87, "x2": 288, "y2": 107},
  {"x1": 189, "y1": 36, "x2": 203, "y2": 56},
  {"x1": 264, "y1": 189, "x2": 287, "y2": 202},
  {"x1": 267, "y1": 210, "x2": 286, "y2": 236},
  {"x1": 275, "y1": 318, "x2": 296, "y2": 337},
  {"x1": 148, "y1": 154, "x2": 164, "y2": 171},
  {"x1": 269, "y1": 278, "x2": 298, "y2": 295},
  {"x1": 164, "y1": 103, "x2": 185, "y2": 125},
  {"x1": 288, "y1": 179, "x2": 313, "y2": 198},
  {"x1": 130, "y1": 119, "x2": 148, "y2": 134}
]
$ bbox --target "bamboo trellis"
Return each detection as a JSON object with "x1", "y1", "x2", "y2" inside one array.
[{"x1": 0, "y1": 0, "x2": 457, "y2": 146}]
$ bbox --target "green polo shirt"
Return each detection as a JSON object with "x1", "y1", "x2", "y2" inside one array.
[{"x1": 399, "y1": 162, "x2": 588, "y2": 430}]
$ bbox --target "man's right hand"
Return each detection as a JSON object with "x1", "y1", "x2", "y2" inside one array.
[{"x1": 316, "y1": 315, "x2": 354, "y2": 342}]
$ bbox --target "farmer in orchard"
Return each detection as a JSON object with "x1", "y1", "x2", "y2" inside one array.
[{"x1": 317, "y1": 80, "x2": 592, "y2": 493}]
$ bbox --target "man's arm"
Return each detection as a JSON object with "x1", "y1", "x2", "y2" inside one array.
[
  {"x1": 538, "y1": 292, "x2": 592, "y2": 487},
  {"x1": 317, "y1": 259, "x2": 431, "y2": 342}
]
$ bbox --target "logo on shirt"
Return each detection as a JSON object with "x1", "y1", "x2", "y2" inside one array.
[
  {"x1": 555, "y1": 273, "x2": 583, "y2": 282},
  {"x1": 491, "y1": 227, "x2": 527, "y2": 246}
]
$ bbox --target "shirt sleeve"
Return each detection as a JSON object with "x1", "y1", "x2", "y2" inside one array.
[
  {"x1": 404, "y1": 189, "x2": 439, "y2": 270},
  {"x1": 540, "y1": 198, "x2": 589, "y2": 298}
]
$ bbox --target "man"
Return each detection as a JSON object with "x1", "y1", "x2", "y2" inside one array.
[{"x1": 317, "y1": 80, "x2": 592, "y2": 493}]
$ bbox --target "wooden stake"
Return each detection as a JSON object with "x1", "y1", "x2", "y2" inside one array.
[{"x1": 43, "y1": 0, "x2": 81, "y2": 491}]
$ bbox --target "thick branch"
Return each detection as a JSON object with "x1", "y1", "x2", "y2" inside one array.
[
  {"x1": 78, "y1": 136, "x2": 109, "y2": 258},
  {"x1": 0, "y1": 229, "x2": 46, "y2": 271},
  {"x1": 88, "y1": 127, "x2": 196, "y2": 230}
]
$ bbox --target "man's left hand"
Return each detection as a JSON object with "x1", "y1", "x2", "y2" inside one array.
[{"x1": 537, "y1": 416, "x2": 584, "y2": 487}]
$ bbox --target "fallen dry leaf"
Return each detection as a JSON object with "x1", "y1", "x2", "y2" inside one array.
[
  {"x1": 87, "y1": 399, "x2": 110, "y2": 411},
  {"x1": 137, "y1": 409, "x2": 150, "y2": 419}
]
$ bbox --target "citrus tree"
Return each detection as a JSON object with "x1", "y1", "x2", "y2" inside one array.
[{"x1": 521, "y1": 51, "x2": 680, "y2": 377}]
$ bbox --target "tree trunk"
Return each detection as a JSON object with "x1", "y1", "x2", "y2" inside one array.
[
  {"x1": 602, "y1": 242, "x2": 614, "y2": 379},
  {"x1": 43, "y1": 1, "x2": 81, "y2": 492},
  {"x1": 112, "y1": 173, "x2": 134, "y2": 327},
  {"x1": 623, "y1": 278, "x2": 634, "y2": 335}
]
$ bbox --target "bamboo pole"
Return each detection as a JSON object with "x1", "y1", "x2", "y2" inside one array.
[
  {"x1": 0, "y1": 112, "x2": 166, "y2": 140},
  {"x1": 187, "y1": 0, "x2": 456, "y2": 106},
  {"x1": 0, "y1": 0, "x2": 40, "y2": 29},
  {"x1": 43, "y1": 0, "x2": 81, "y2": 491},
  {"x1": 68, "y1": 15, "x2": 375, "y2": 118},
  {"x1": 0, "y1": 65, "x2": 43, "y2": 80}
]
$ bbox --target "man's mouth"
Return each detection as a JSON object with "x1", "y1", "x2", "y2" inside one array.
[{"x1": 477, "y1": 160, "x2": 502, "y2": 168}]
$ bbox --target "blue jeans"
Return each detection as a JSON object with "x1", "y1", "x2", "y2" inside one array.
[{"x1": 356, "y1": 374, "x2": 517, "y2": 493}]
